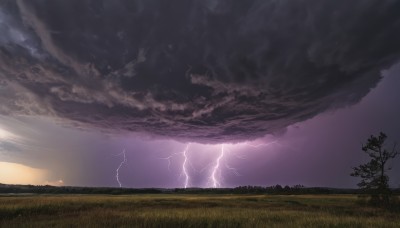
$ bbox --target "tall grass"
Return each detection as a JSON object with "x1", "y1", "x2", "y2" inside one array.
[{"x1": 0, "y1": 194, "x2": 399, "y2": 227}]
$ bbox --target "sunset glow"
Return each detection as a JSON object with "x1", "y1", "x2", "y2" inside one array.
[{"x1": 0, "y1": 162, "x2": 47, "y2": 185}]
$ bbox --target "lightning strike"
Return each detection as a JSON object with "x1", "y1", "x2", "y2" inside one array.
[
  {"x1": 158, "y1": 152, "x2": 181, "y2": 171},
  {"x1": 210, "y1": 144, "x2": 225, "y2": 188},
  {"x1": 158, "y1": 141, "x2": 278, "y2": 189},
  {"x1": 115, "y1": 149, "x2": 127, "y2": 188},
  {"x1": 182, "y1": 144, "x2": 190, "y2": 188},
  {"x1": 157, "y1": 144, "x2": 193, "y2": 188}
]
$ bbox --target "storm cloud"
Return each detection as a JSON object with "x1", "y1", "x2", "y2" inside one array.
[{"x1": 1, "y1": 0, "x2": 400, "y2": 142}]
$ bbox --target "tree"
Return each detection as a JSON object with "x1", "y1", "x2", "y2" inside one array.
[{"x1": 351, "y1": 132, "x2": 398, "y2": 206}]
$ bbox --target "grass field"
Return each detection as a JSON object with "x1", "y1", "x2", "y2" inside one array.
[{"x1": 0, "y1": 194, "x2": 399, "y2": 227}]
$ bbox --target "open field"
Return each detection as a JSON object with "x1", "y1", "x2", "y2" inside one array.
[{"x1": 0, "y1": 194, "x2": 399, "y2": 227}]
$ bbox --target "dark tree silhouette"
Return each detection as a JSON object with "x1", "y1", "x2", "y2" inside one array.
[{"x1": 351, "y1": 132, "x2": 398, "y2": 206}]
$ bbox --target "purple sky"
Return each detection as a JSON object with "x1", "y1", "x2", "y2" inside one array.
[
  {"x1": 1, "y1": 64, "x2": 399, "y2": 188},
  {"x1": 0, "y1": 0, "x2": 400, "y2": 188}
]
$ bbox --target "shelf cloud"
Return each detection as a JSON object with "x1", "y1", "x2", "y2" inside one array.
[{"x1": 1, "y1": 0, "x2": 400, "y2": 142}]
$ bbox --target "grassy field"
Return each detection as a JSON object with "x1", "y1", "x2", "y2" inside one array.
[{"x1": 0, "y1": 194, "x2": 399, "y2": 227}]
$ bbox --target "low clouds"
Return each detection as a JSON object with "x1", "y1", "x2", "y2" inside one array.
[{"x1": 1, "y1": 0, "x2": 400, "y2": 142}]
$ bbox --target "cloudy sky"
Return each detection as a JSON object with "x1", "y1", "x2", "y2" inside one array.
[{"x1": 0, "y1": 0, "x2": 399, "y2": 188}]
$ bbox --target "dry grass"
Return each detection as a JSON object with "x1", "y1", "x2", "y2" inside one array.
[{"x1": 0, "y1": 194, "x2": 399, "y2": 227}]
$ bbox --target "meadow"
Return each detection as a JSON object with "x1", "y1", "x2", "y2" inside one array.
[{"x1": 0, "y1": 194, "x2": 399, "y2": 227}]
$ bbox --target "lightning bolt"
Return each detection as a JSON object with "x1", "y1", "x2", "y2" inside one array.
[
  {"x1": 158, "y1": 152, "x2": 181, "y2": 171},
  {"x1": 207, "y1": 141, "x2": 278, "y2": 188},
  {"x1": 157, "y1": 140, "x2": 280, "y2": 189},
  {"x1": 115, "y1": 149, "x2": 127, "y2": 188},
  {"x1": 158, "y1": 144, "x2": 192, "y2": 188},
  {"x1": 182, "y1": 144, "x2": 190, "y2": 188},
  {"x1": 210, "y1": 144, "x2": 225, "y2": 188}
]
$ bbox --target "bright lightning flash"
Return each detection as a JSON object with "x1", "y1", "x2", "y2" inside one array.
[
  {"x1": 159, "y1": 144, "x2": 191, "y2": 188},
  {"x1": 207, "y1": 141, "x2": 279, "y2": 188},
  {"x1": 210, "y1": 144, "x2": 225, "y2": 188},
  {"x1": 115, "y1": 149, "x2": 127, "y2": 188},
  {"x1": 182, "y1": 144, "x2": 190, "y2": 188},
  {"x1": 158, "y1": 140, "x2": 278, "y2": 188}
]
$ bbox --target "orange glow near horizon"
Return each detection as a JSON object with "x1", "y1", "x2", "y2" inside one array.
[{"x1": 0, "y1": 162, "x2": 48, "y2": 185}]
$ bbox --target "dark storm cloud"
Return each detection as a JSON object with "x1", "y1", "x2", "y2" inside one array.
[{"x1": 1, "y1": 0, "x2": 400, "y2": 142}]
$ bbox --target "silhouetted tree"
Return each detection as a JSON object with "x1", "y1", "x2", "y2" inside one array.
[
  {"x1": 274, "y1": 184, "x2": 283, "y2": 191},
  {"x1": 284, "y1": 185, "x2": 291, "y2": 192},
  {"x1": 351, "y1": 132, "x2": 398, "y2": 206}
]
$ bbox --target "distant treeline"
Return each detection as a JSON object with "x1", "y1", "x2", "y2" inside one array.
[
  {"x1": 0, "y1": 184, "x2": 162, "y2": 195},
  {"x1": 0, "y1": 183, "x2": 399, "y2": 195}
]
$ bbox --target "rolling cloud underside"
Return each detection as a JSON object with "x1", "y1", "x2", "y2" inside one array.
[{"x1": 1, "y1": 0, "x2": 400, "y2": 143}]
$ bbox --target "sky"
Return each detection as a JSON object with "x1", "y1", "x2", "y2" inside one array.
[{"x1": 0, "y1": 0, "x2": 399, "y2": 188}]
